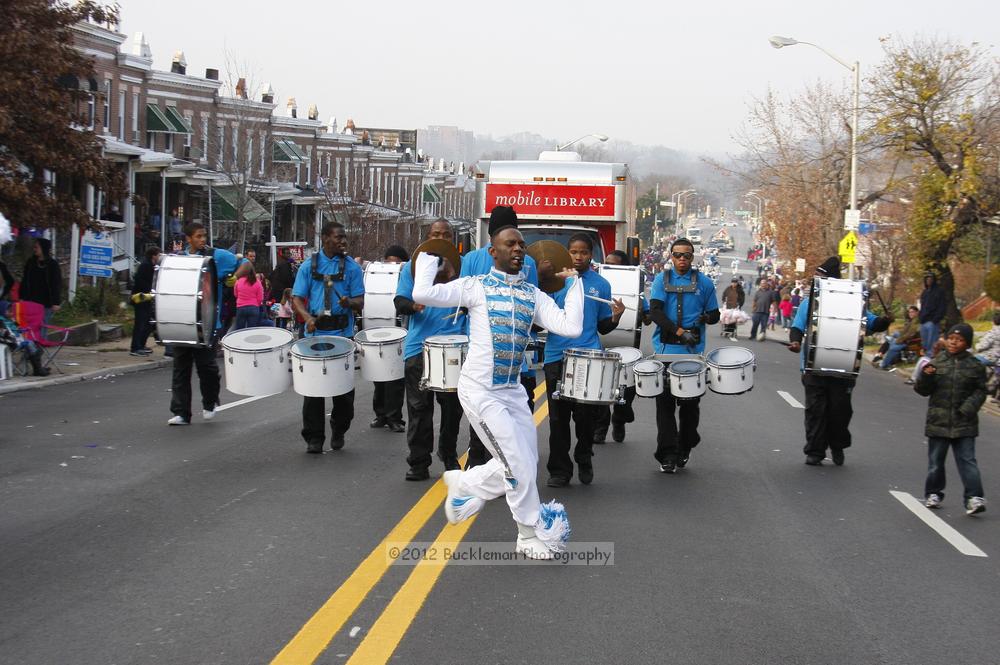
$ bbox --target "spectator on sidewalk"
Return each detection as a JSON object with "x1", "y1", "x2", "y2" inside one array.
[
  {"x1": 269, "y1": 248, "x2": 296, "y2": 302},
  {"x1": 916, "y1": 323, "x2": 988, "y2": 515},
  {"x1": 749, "y1": 278, "x2": 771, "y2": 341},
  {"x1": 1, "y1": 259, "x2": 15, "y2": 304},
  {"x1": 130, "y1": 246, "x2": 161, "y2": 356},
  {"x1": 274, "y1": 288, "x2": 294, "y2": 329},
  {"x1": 233, "y1": 264, "x2": 265, "y2": 330},
  {"x1": 19, "y1": 238, "x2": 61, "y2": 323},
  {"x1": 974, "y1": 311, "x2": 1000, "y2": 364},
  {"x1": 919, "y1": 272, "x2": 947, "y2": 356},
  {"x1": 874, "y1": 305, "x2": 920, "y2": 369}
]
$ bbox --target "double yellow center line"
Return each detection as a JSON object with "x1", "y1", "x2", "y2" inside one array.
[{"x1": 271, "y1": 380, "x2": 549, "y2": 664}]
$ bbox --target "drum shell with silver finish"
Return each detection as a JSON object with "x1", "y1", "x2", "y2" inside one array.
[
  {"x1": 805, "y1": 277, "x2": 866, "y2": 377},
  {"x1": 221, "y1": 327, "x2": 295, "y2": 396},
  {"x1": 290, "y1": 336, "x2": 355, "y2": 397},
  {"x1": 355, "y1": 326, "x2": 407, "y2": 382},
  {"x1": 555, "y1": 348, "x2": 622, "y2": 404},
  {"x1": 421, "y1": 335, "x2": 468, "y2": 392},
  {"x1": 607, "y1": 346, "x2": 643, "y2": 388},
  {"x1": 706, "y1": 345, "x2": 756, "y2": 395},
  {"x1": 153, "y1": 254, "x2": 217, "y2": 347},
  {"x1": 362, "y1": 261, "x2": 404, "y2": 329},
  {"x1": 667, "y1": 358, "x2": 708, "y2": 401},
  {"x1": 633, "y1": 359, "x2": 665, "y2": 398}
]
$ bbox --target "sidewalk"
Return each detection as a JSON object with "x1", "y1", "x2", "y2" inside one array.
[{"x1": 0, "y1": 341, "x2": 171, "y2": 395}]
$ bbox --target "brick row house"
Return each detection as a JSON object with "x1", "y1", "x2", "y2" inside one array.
[{"x1": 68, "y1": 16, "x2": 476, "y2": 283}]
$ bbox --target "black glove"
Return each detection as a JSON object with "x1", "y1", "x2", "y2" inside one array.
[
  {"x1": 697, "y1": 313, "x2": 708, "y2": 325},
  {"x1": 679, "y1": 330, "x2": 699, "y2": 346}
]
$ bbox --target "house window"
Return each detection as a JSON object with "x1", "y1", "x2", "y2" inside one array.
[
  {"x1": 103, "y1": 80, "x2": 111, "y2": 129},
  {"x1": 231, "y1": 125, "x2": 239, "y2": 165},
  {"x1": 217, "y1": 122, "x2": 225, "y2": 168},
  {"x1": 201, "y1": 117, "x2": 208, "y2": 159},
  {"x1": 146, "y1": 131, "x2": 155, "y2": 150},
  {"x1": 306, "y1": 147, "x2": 313, "y2": 186},
  {"x1": 184, "y1": 114, "x2": 192, "y2": 149},
  {"x1": 165, "y1": 131, "x2": 173, "y2": 153},
  {"x1": 259, "y1": 132, "x2": 266, "y2": 175},
  {"x1": 131, "y1": 92, "x2": 139, "y2": 142},
  {"x1": 87, "y1": 94, "x2": 95, "y2": 130},
  {"x1": 117, "y1": 89, "x2": 126, "y2": 140}
]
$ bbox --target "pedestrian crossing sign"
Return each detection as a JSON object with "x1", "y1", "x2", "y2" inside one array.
[{"x1": 838, "y1": 231, "x2": 858, "y2": 264}]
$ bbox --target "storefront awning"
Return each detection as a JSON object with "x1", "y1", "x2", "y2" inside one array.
[
  {"x1": 422, "y1": 184, "x2": 442, "y2": 203},
  {"x1": 164, "y1": 106, "x2": 193, "y2": 134},
  {"x1": 210, "y1": 186, "x2": 272, "y2": 223},
  {"x1": 272, "y1": 138, "x2": 307, "y2": 163},
  {"x1": 146, "y1": 104, "x2": 175, "y2": 133}
]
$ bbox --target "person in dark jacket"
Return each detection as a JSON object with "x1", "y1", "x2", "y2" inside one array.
[
  {"x1": 130, "y1": 246, "x2": 161, "y2": 355},
  {"x1": 918, "y1": 272, "x2": 947, "y2": 357},
  {"x1": 20, "y1": 237, "x2": 62, "y2": 321},
  {"x1": 0, "y1": 260, "x2": 15, "y2": 303},
  {"x1": 915, "y1": 323, "x2": 988, "y2": 515},
  {"x1": 269, "y1": 248, "x2": 296, "y2": 302},
  {"x1": 749, "y1": 279, "x2": 771, "y2": 340}
]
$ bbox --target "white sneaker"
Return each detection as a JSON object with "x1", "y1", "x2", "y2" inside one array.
[
  {"x1": 202, "y1": 408, "x2": 216, "y2": 421},
  {"x1": 515, "y1": 535, "x2": 554, "y2": 560},
  {"x1": 167, "y1": 415, "x2": 190, "y2": 426},
  {"x1": 442, "y1": 470, "x2": 484, "y2": 524},
  {"x1": 925, "y1": 493, "x2": 942, "y2": 509},
  {"x1": 966, "y1": 497, "x2": 986, "y2": 516}
]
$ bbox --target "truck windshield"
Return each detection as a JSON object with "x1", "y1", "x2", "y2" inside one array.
[{"x1": 518, "y1": 227, "x2": 605, "y2": 263}]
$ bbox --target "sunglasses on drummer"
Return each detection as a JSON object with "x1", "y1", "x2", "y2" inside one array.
[{"x1": 672, "y1": 251, "x2": 694, "y2": 260}]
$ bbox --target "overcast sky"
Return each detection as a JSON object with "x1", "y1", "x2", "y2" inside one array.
[{"x1": 117, "y1": 0, "x2": 997, "y2": 156}]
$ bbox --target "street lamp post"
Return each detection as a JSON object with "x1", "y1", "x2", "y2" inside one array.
[
  {"x1": 556, "y1": 133, "x2": 609, "y2": 152},
  {"x1": 746, "y1": 191, "x2": 765, "y2": 257},
  {"x1": 671, "y1": 188, "x2": 695, "y2": 236},
  {"x1": 770, "y1": 35, "x2": 860, "y2": 279}
]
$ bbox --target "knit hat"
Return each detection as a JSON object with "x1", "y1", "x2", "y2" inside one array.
[
  {"x1": 816, "y1": 256, "x2": 841, "y2": 278},
  {"x1": 383, "y1": 244, "x2": 409, "y2": 262},
  {"x1": 946, "y1": 323, "x2": 973, "y2": 347},
  {"x1": 488, "y1": 205, "x2": 518, "y2": 237}
]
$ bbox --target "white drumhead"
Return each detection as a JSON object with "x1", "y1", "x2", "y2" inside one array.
[
  {"x1": 425, "y1": 334, "x2": 469, "y2": 346},
  {"x1": 222, "y1": 327, "x2": 294, "y2": 352},
  {"x1": 706, "y1": 346, "x2": 754, "y2": 368},
  {"x1": 608, "y1": 346, "x2": 642, "y2": 364},
  {"x1": 356, "y1": 326, "x2": 407, "y2": 344},
  {"x1": 633, "y1": 359, "x2": 664, "y2": 375},
  {"x1": 668, "y1": 359, "x2": 706, "y2": 377}
]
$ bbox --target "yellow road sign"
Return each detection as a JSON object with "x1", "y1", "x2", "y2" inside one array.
[{"x1": 838, "y1": 231, "x2": 858, "y2": 264}]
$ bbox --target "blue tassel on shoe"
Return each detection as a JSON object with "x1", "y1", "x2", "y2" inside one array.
[{"x1": 536, "y1": 500, "x2": 571, "y2": 552}]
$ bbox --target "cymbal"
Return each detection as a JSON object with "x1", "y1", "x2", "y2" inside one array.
[
  {"x1": 527, "y1": 240, "x2": 572, "y2": 293},
  {"x1": 410, "y1": 238, "x2": 461, "y2": 281}
]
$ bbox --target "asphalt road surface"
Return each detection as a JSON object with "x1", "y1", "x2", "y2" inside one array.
[{"x1": 2, "y1": 223, "x2": 998, "y2": 665}]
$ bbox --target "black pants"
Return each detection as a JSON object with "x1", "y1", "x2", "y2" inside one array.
[
  {"x1": 801, "y1": 373, "x2": 854, "y2": 458},
  {"x1": 301, "y1": 391, "x2": 355, "y2": 445},
  {"x1": 373, "y1": 378, "x2": 405, "y2": 423},
  {"x1": 170, "y1": 344, "x2": 221, "y2": 419},
  {"x1": 130, "y1": 302, "x2": 153, "y2": 352},
  {"x1": 654, "y1": 391, "x2": 701, "y2": 463},
  {"x1": 467, "y1": 372, "x2": 536, "y2": 468},
  {"x1": 593, "y1": 386, "x2": 636, "y2": 439},
  {"x1": 404, "y1": 355, "x2": 461, "y2": 470},
  {"x1": 544, "y1": 360, "x2": 596, "y2": 479}
]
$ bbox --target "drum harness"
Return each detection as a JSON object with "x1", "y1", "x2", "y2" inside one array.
[
  {"x1": 310, "y1": 254, "x2": 350, "y2": 331},
  {"x1": 660, "y1": 269, "x2": 701, "y2": 349}
]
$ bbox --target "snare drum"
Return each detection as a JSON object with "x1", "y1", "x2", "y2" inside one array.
[
  {"x1": 362, "y1": 261, "x2": 404, "y2": 329},
  {"x1": 554, "y1": 348, "x2": 622, "y2": 404},
  {"x1": 355, "y1": 327, "x2": 406, "y2": 382},
  {"x1": 706, "y1": 346, "x2": 755, "y2": 395},
  {"x1": 221, "y1": 327, "x2": 294, "y2": 396},
  {"x1": 633, "y1": 359, "x2": 665, "y2": 398},
  {"x1": 668, "y1": 358, "x2": 708, "y2": 401},
  {"x1": 153, "y1": 254, "x2": 217, "y2": 346},
  {"x1": 290, "y1": 336, "x2": 355, "y2": 397},
  {"x1": 607, "y1": 346, "x2": 643, "y2": 388},
  {"x1": 421, "y1": 335, "x2": 468, "y2": 392},
  {"x1": 805, "y1": 277, "x2": 867, "y2": 377}
]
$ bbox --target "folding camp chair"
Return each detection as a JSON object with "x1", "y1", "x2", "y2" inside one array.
[{"x1": 13, "y1": 301, "x2": 70, "y2": 375}]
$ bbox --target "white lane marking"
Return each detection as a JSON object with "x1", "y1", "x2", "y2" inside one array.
[
  {"x1": 889, "y1": 491, "x2": 988, "y2": 558},
  {"x1": 215, "y1": 394, "x2": 272, "y2": 412},
  {"x1": 777, "y1": 390, "x2": 804, "y2": 409}
]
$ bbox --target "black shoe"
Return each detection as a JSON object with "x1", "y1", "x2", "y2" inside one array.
[
  {"x1": 677, "y1": 454, "x2": 690, "y2": 469},
  {"x1": 659, "y1": 461, "x2": 677, "y2": 474},
  {"x1": 387, "y1": 421, "x2": 406, "y2": 433},
  {"x1": 831, "y1": 449, "x2": 845, "y2": 466},
  {"x1": 329, "y1": 434, "x2": 346, "y2": 451},
  {"x1": 306, "y1": 441, "x2": 324, "y2": 454},
  {"x1": 805, "y1": 455, "x2": 823, "y2": 466},
  {"x1": 593, "y1": 430, "x2": 607, "y2": 445},
  {"x1": 369, "y1": 417, "x2": 388, "y2": 428},
  {"x1": 441, "y1": 456, "x2": 461, "y2": 471},
  {"x1": 547, "y1": 475, "x2": 570, "y2": 488},
  {"x1": 611, "y1": 422, "x2": 626, "y2": 443},
  {"x1": 405, "y1": 467, "x2": 430, "y2": 481},
  {"x1": 578, "y1": 464, "x2": 594, "y2": 485}
]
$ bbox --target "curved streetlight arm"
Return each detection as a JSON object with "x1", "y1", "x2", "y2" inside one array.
[
  {"x1": 556, "y1": 133, "x2": 609, "y2": 151},
  {"x1": 794, "y1": 40, "x2": 853, "y2": 72}
]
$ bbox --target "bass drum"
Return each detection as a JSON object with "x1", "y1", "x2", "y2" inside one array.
[
  {"x1": 153, "y1": 254, "x2": 217, "y2": 346},
  {"x1": 221, "y1": 327, "x2": 294, "y2": 396},
  {"x1": 290, "y1": 336, "x2": 355, "y2": 397},
  {"x1": 805, "y1": 277, "x2": 866, "y2": 377},
  {"x1": 595, "y1": 263, "x2": 644, "y2": 349},
  {"x1": 362, "y1": 261, "x2": 403, "y2": 329}
]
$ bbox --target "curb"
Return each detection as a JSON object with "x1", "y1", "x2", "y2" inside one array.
[{"x1": 0, "y1": 358, "x2": 172, "y2": 396}]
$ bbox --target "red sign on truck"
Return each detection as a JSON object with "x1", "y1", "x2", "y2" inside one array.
[{"x1": 485, "y1": 184, "x2": 616, "y2": 217}]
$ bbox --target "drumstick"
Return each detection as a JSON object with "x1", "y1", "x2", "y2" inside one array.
[{"x1": 584, "y1": 294, "x2": 639, "y2": 312}]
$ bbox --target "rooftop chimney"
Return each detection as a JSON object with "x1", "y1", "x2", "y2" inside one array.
[
  {"x1": 170, "y1": 50, "x2": 187, "y2": 75},
  {"x1": 286, "y1": 97, "x2": 297, "y2": 118},
  {"x1": 344, "y1": 118, "x2": 355, "y2": 136},
  {"x1": 307, "y1": 104, "x2": 318, "y2": 121},
  {"x1": 235, "y1": 78, "x2": 247, "y2": 99},
  {"x1": 131, "y1": 32, "x2": 152, "y2": 58},
  {"x1": 260, "y1": 83, "x2": 274, "y2": 104},
  {"x1": 205, "y1": 68, "x2": 219, "y2": 81}
]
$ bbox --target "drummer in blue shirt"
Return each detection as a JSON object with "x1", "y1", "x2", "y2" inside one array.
[
  {"x1": 648, "y1": 237, "x2": 721, "y2": 473},
  {"x1": 459, "y1": 206, "x2": 540, "y2": 469},
  {"x1": 394, "y1": 220, "x2": 467, "y2": 481},
  {"x1": 292, "y1": 222, "x2": 365, "y2": 454},
  {"x1": 544, "y1": 234, "x2": 625, "y2": 487}
]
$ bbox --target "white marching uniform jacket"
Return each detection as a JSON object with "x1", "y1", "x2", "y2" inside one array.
[{"x1": 412, "y1": 253, "x2": 584, "y2": 530}]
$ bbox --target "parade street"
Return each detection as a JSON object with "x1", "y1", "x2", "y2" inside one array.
[{"x1": 0, "y1": 223, "x2": 994, "y2": 665}]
